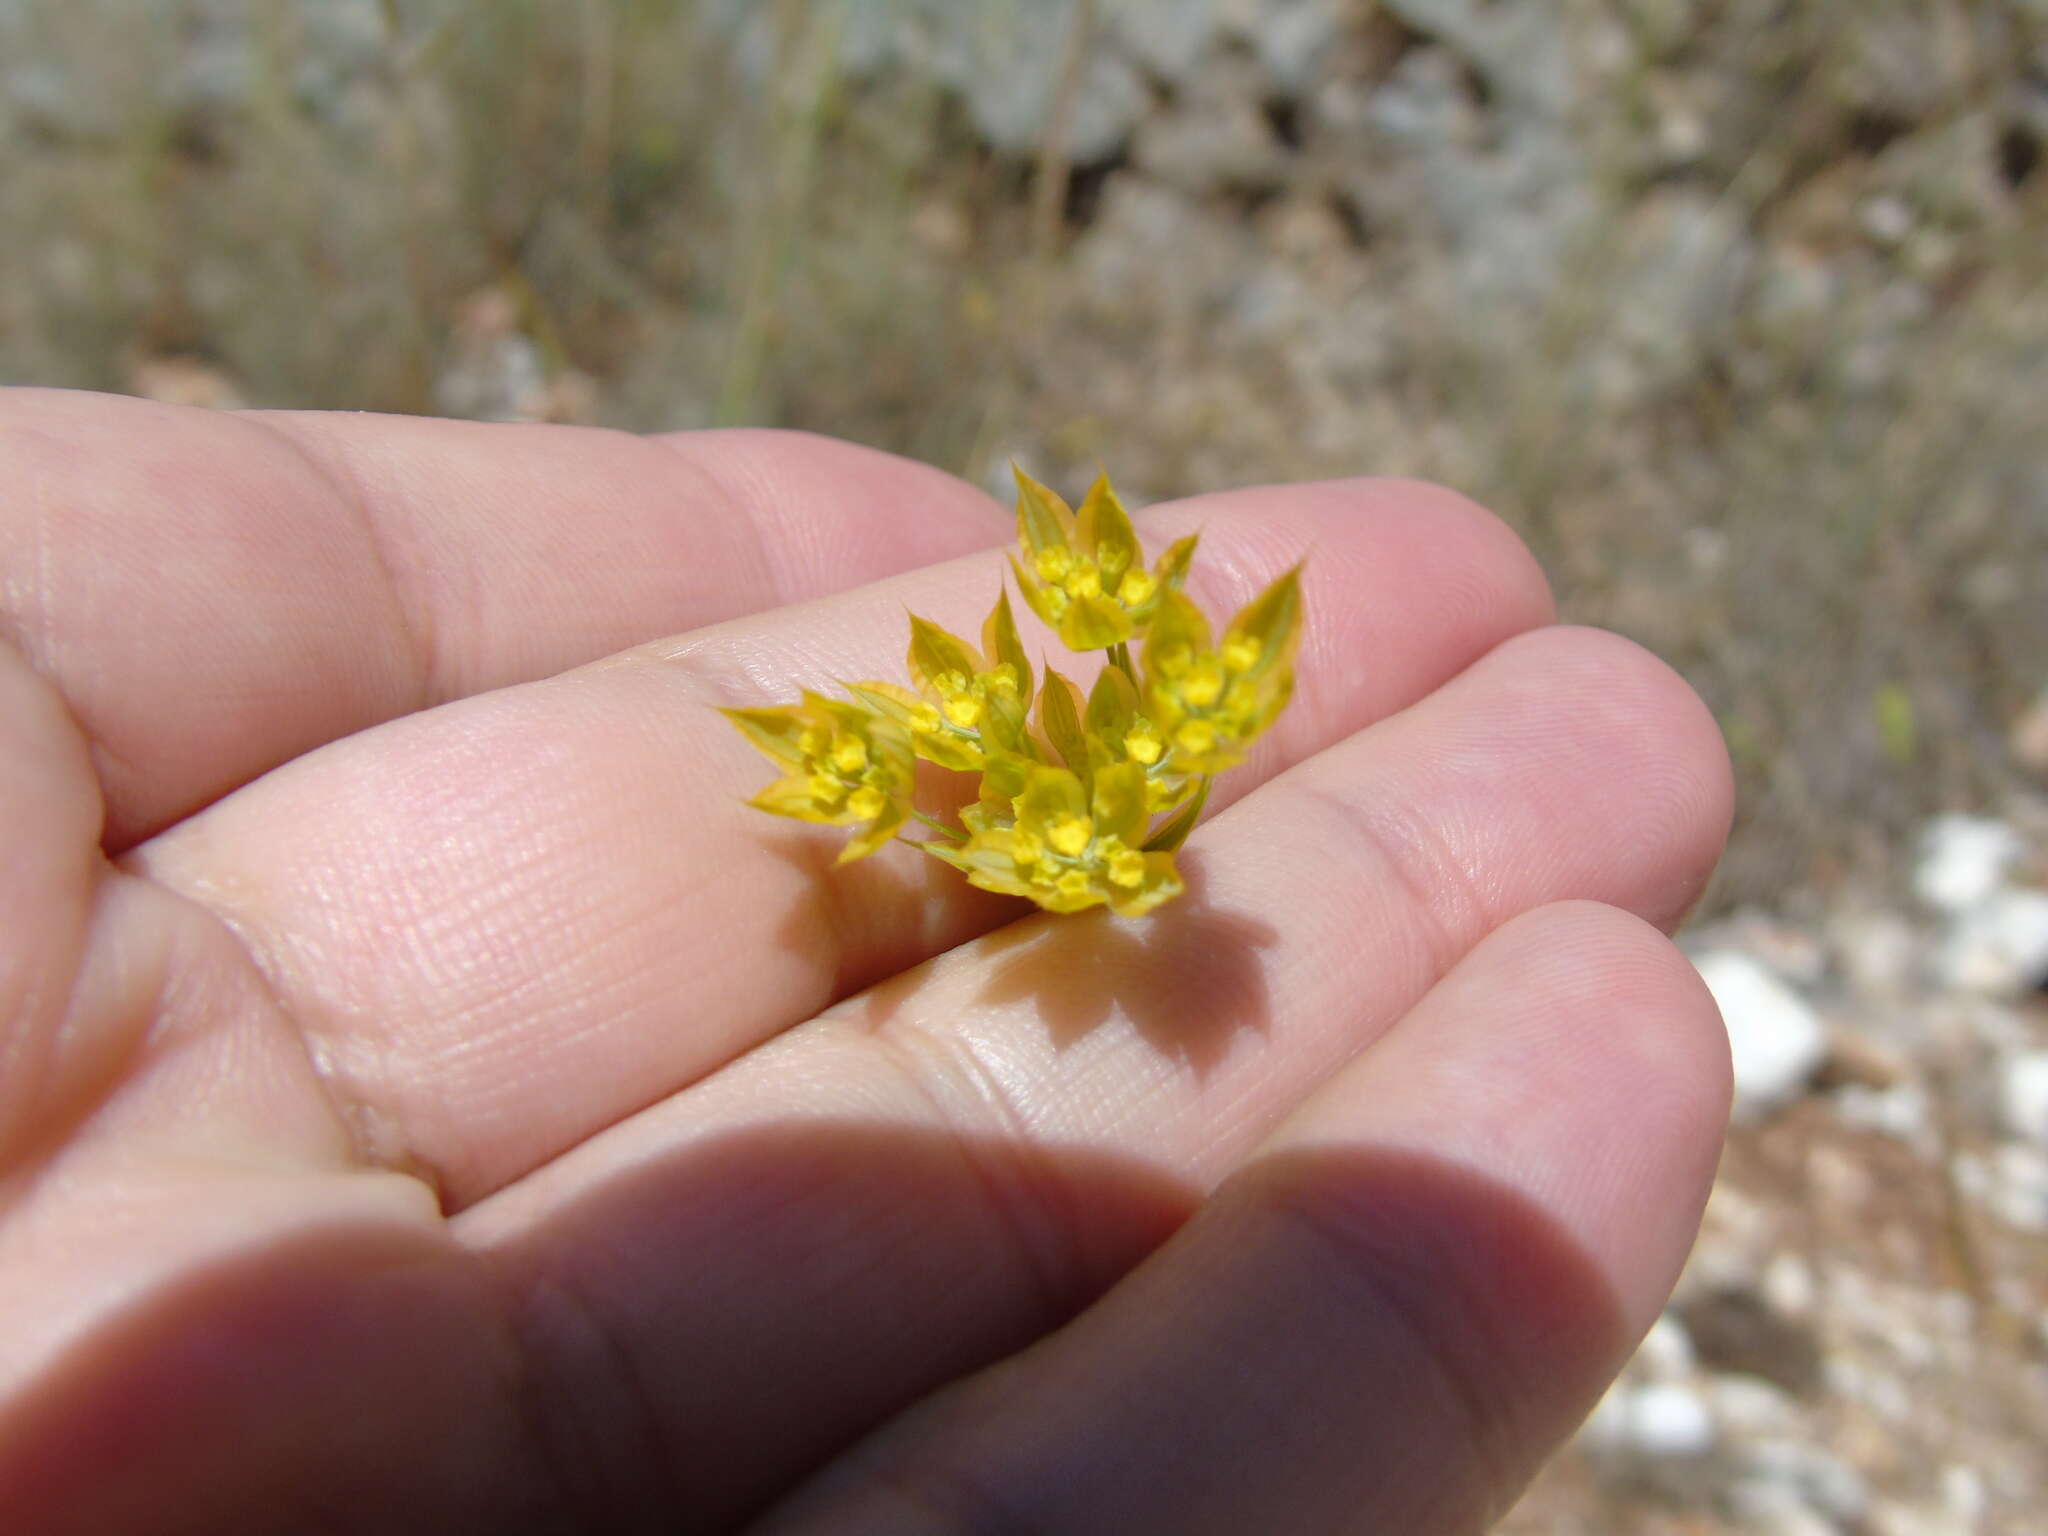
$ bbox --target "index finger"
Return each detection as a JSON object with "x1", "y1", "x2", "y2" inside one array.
[{"x1": 0, "y1": 389, "x2": 1004, "y2": 849}]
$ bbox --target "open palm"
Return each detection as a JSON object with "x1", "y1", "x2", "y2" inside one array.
[{"x1": 0, "y1": 389, "x2": 1732, "y2": 1534}]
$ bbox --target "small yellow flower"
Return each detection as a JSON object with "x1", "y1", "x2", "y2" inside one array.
[
  {"x1": 927, "y1": 762, "x2": 1184, "y2": 916},
  {"x1": 1009, "y1": 467, "x2": 1198, "y2": 652},
  {"x1": 1142, "y1": 566, "x2": 1305, "y2": 775},
  {"x1": 848, "y1": 591, "x2": 1036, "y2": 771},
  {"x1": 1045, "y1": 654, "x2": 1195, "y2": 820},
  {"x1": 720, "y1": 691, "x2": 914, "y2": 863}
]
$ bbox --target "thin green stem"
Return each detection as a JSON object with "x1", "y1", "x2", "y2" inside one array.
[
  {"x1": 910, "y1": 808, "x2": 965, "y2": 841},
  {"x1": 1110, "y1": 640, "x2": 1137, "y2": 684}
]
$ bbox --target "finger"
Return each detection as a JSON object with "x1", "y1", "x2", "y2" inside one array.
[
  {"x1": 0, "y1": 388, "x2": 1004, "y2": 850},
  {"x1": 764, "y1": 903, "x2": 1731, "y2": 1535},
  {"x1": 454, "y1": 626, "x2": 1730, "y2": 1525},
  {"x1": 0, "y1": 639, "x2": 104, "y2": 1158},
  {"x1": 131, "y1": 478, "x2": 1550, "y2": 1206}
]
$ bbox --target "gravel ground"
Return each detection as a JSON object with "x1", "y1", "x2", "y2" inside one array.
[{"x1": 1508, "y1": 810, "x2": 2048, "y2": 1534}]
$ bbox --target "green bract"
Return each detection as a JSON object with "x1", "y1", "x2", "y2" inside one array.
[{"x1": 721, "y1": 470, "x2": 1306, "y2": 915}]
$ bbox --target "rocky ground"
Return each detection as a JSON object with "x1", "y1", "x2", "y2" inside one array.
[{"x1": 1505, "y1": 808, "x2": 2048, "y2": 1534}]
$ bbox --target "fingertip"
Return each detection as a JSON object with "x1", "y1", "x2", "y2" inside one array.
[
  {"x1": 1154, "y1": 474, "x2": 1555, "y2": 629},
  {"x1": 1280, "y1": 896, "x2": 1732, "y2": 1339},
  {"x1": 649, "y1": 429, "x2": 1009, "y2": 593},
  {"x1": 1474, "y1": 625, "x2": 1734, "y2": 929},
  {"x1": 1324, "y1": 474, "x2": 1559, "y2": 626}
]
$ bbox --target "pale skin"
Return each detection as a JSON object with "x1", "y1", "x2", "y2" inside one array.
[{"x1": 0, "y1": 387, "x2": 1734, "y2": 1534}]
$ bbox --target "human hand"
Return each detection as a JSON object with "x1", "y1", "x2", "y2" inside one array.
[{"x1": 0, "y1": 388, "x2": 1732, "y2": 1534}]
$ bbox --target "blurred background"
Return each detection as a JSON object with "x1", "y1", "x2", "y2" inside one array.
[{"x1": 2, "y1": 1, "x2": 2045, "y2": 1530}]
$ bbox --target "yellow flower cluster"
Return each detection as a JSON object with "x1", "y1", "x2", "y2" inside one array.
[
  {"x1": 932, "y1": 761, "x2": 1179, "y2": 915},
  {"x1": 719, "y1": 691, "x2": 915, "y2": 863},
  {"x1": 722, "y1": 468, "x2": 1305, "y2": 916},
  {"x1": 1143, "y1": 574, "x2": 1302, "y2": 776}
]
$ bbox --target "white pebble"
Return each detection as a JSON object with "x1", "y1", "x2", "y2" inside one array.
[
  {"x1": 1940, "y1": 1462, "x2": 1986, "y2": 1521},
  {"x1": 1935, "y1": 888, "x2": 2048, "y2": 995},
  {"x1": 1694, "y1": 950, "x2": 1828, "y2": 1120},
  {"x1": 1703, "y1": 1372, "x2": 1800, "y2": 1436},
  {"x1": 1999, "y1": 1049, "x2": 2048, "y2": 1148},
  {"x1": 1761, "y1": 1250, "x2": 1817, "y2": 1318},
  {"x1": 1914, "y1": 815, "x2": 2023, "y2": 913},
  {"x1": 1987, "y1": 1143, "x2": 2048, "y2": 1232},
  {"x1": 1830, "y1": 1083, "x2": 1935, "y2": 1154},
  {"x1": 1740, "y1": 1438, "x2": 1870, "y2": 1522},
  {"x1": 1622, "y1": 1382, "x2": 1717, "y2": 1458},
  {"x1": 1634, "y1": 1311, "x2": 1697, "y2": 1381}
]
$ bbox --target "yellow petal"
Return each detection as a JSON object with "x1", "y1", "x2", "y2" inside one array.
[
  {"x1": 1124, "y1": 721, "x2": 1165, "y2": 767},
  {"x1": 1116, "y1": 567, "x2": 1157, "y2": 608},
  {"x1": 1180, "y1": 656, "x2": 1226, "y2": 707},
  {"x1": 1047, "y1": 814, "x2": 1092, "y2": 857}
]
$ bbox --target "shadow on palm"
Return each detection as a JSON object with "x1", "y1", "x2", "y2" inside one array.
[{"x1": 966, "y1": 850, "x2": 1279, "y2": 1074}]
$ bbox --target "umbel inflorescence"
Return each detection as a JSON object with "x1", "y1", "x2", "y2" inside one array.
[{"x1": 722, "y1": 469, "x2": 1304, "y2": 917}]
